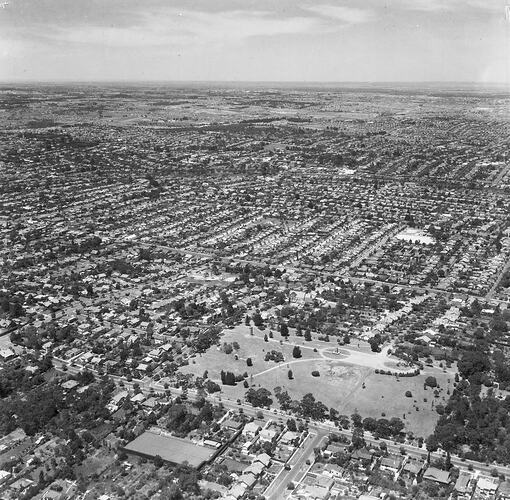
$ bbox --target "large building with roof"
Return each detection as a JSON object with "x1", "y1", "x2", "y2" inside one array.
[{"x1": 123, "y1": 429, "x2": 220, "y2": 469}]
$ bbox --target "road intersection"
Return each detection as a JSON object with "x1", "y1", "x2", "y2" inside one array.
[{"x1": 52, "y1": 356, "x2": 510, "y2": 492}]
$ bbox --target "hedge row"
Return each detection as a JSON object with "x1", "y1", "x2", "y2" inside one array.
[{"x1": 375, "y1": 368, "x2": 420, "y2": 377}]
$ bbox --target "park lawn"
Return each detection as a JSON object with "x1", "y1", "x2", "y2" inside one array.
[
  {"x1": 285, "y1": 326, "x2": 376, "y2": 354},
  {"x1": 180, "y1": 326, "x2": 451, "y2": 437},
  {"x1": 214, "y1": 357, "x2": 451, "y2": 438},
  {"x1": 246, "y1": 359, "x2": 370, "y2": 406},
  {"x1": 181, "y1": 325, "x2": 323, "y2": 383},
  {"x1": 335, "y1": 365, "x2": 454, "y2": 437}
]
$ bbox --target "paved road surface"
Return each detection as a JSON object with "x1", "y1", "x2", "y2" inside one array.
[
  {"x1": 52, "y1": 358, "x2": 510, "y2": 480},
  {"x1": 129, "y1": 239, "x2": 510, "y2": 305},
  {"x1": 263, "y1": 430, "x2": 327, "y2": 500},
  {"x1": 486, "y1": 256, "x2": 510, "y2": 299}
]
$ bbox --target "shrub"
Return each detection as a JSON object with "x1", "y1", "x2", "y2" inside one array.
[{"x1": 425, "y1": 376, "x2": 438, "y2": 388}]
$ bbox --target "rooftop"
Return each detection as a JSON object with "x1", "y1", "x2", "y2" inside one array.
[{"x1": 124, "y1": 430, "x2": 217, "y2": 468}]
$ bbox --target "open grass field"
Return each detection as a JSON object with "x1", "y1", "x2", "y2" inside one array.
[
  {"x1": 183, "y1": 325, "x2": 325, "y2": 382},
  {"x1": 180, "y1": 325, "x2": 453, "y2": 437}
]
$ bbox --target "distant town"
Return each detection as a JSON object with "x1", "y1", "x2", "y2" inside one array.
[{"x1": 0, "y1": 83, "x2": 510, "y2": 500}]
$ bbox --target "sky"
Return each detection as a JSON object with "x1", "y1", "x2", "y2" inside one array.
[{"x1": 0, "y1": 0, "x2": 509, "y2": 83}]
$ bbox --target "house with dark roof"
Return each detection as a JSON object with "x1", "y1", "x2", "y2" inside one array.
[
  {"x1": 401, "y1": 458, "x2": 425, "y2": 479},
  {"x1": 351, "y1": 447, "x2": 373, "y2": 467},
  {"x1": 379, "y1": 454, "x2": 404, "y2": 474}
]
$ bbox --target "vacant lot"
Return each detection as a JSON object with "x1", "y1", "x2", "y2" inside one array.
[{"x1": 74, "y1": 451, "x2": 114, "y2": 479}]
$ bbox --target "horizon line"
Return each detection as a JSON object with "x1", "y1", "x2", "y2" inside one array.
[{"x1": 0, "y1": 79, "x2": 508, "y2": 87}]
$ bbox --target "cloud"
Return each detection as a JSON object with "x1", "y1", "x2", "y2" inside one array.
[
  {"x1": 395, "y1": 0, "x2": 503, "y2": 12},
  {"x1": 303, "y1": 4, "x2": 373, "y2": 24},
  {"x1": 0, "y1": 1, "x2": 374, "y2": 49},
  {"x1": 400, "y1": 0, "x2": 455, "y2": 12},
  {"x1": 32, "y1": 9, "x2": 323, "y2": 48},
  {"x1": 0, "y1": 0, "x2": 506, "y2": 82}
]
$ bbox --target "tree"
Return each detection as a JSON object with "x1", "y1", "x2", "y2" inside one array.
[
  {"x1": 362, "y1": 417, "x2": 378, "y2": 432},
  {"x1": 245, "y1": 388, "x2": 272, "y2": 407},
  {"x1": 426, "y1": 435, "x2": 439, "y2": 460},
  {"x1": 246, "y1": 357, "x2": 253, "y2": 367},
  {"x1": 369, "y1": 335, "x2": 382, "y2": 352},
  {"x1": 434, "y1": 421, "x2": 461, "y2": 453},
  {"x1": 205, "y1": 380, "x2": 220, "y2": 393},
  {"x1": 425, "y1": 376, "x2": 438, "y2": 388},
  {"x1": 470, "y1": 299, "x2": 482, "y2": 316},
  {"x1": 220, "y1": 371, "x2": 236, "y2": 386},
  {"x1": 292, "y1": 346, "x2": 302, "y2": 358},
  {"x1": 352, "y1": 427, "x2": 365, "y2": 449},
  {"x1": 252, "y1": 312, "x2": 264, "y2": 327},
  {"x1": 274, "y1": 388, "x2": 292, "y2": 410},
  {"x1": 457, "y1": 351, "x2": 490, "y2": 380},
  {"x1": 300, "y1": 393, "x2": 327, "y2": 420},
  {"x1": 281, "y1": 323, "x2": 289, "y2": 337},
  {"x1": 9, "y1": 301, "x2": 24, "y2": 318},
  {"x1": 304, "y1": 330, "x2": 312, "y2": 341},
  {"x1": 389, "y1": 417, "x2": 405, "y2": 436},
  {"x1": 288, "y1": 370, "x2": 293, "y2": 380},
  {"x1": 422, "y1": 482, "x2": 439, "y2": 498},
  {"x1": 351, "y1": 413, "x2": 363, "y2": 428},
  {"x1": 166, "y1": 484, "x2": 184, "y2": 500},
  {"x1": 153, "y1": 455, "x2": 164, "y2": 468},
  {"x1": 287, "y1": 418, "x2": 297, "y2": 432}
]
